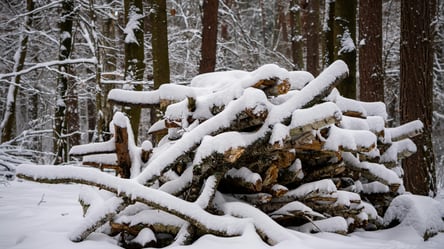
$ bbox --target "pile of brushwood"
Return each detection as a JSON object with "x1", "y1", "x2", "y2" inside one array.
[{"x1": 17, "y1": 60, "x2": 426, "y2": 247}]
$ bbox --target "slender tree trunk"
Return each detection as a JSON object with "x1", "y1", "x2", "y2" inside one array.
[
  {"x1": 199, "y1": 0, "x2": 219, "y2": 74},
  {"x1": 289, "y1": 0, "x2": 304, "y2": 70},
  {"x1": 149, "y1": 0, "x2": 170, "y2": 143},
  {"x1": 323, "y1": 0, "x2": 335, "y2": 68},
  {"x1": 359, "y1": 0, "x2": 383, "y2": 102},
  {"x1": 96, "y1": 0, "x2": 119, "y2": 142},
  {"x1": 150, "y1": 0, "x2": 170, "y2": 89},
  {"x1": 400, "y1": 0, "x2": 437, "y2": 196},
  {"x1": 220, "y1": 0, "x2": 233, "y2": 41},
  {"x1": 54, "y1": 0, "x2": 75, "y2": 164},
  {"x1": 302, "y1": 0, "x2": 320, "y2": 76},
  {"x1": 259, "y1": 0, "x2": 268, "y2": 47},
  {"x1": 0, "y1": 0, "x2": 34, "y2": 143},
  {"x1": 123, "y1": 0, "x2": 145, "y2": 141},
  {"x1": 333, "y1": 0, "x2": 357, "y2": 99}
]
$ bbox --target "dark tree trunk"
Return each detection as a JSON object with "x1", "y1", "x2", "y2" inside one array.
[
  {"x1": 199, "y1": 0, "x2": 219, "y2": 74},
  {"x1": 323, "y1": 0, "x2": 335, "y2": 68},
  {"x1": 302, "y1": 0, "x2": 320, "y2": 76},
  {"x1": 123, "y1": 0, "x2": 145, "y2": 141},
  {"x1": 333, "y1": 0, "x2": 357, "y2": 99},
  {"x1": 289, "y1": 0, "x2": 304, "y2": 70},
  {"x1": 359, "y1": 0, "x2": 383, "y2": 102},
  {"x1": 149, "y1": 0, "x2": 170, "y2": 144},
  {"x1": 94, "y1": 0, "x2": 116, "y2": 142},
  {"x1": 400, "y1": 0, "x2": 437, "y2": 196},
  {"x1": 54, "y1": 0, "x2": 75, "y2": 164},
  {"x1": 150, "y1": 0, "x2": 170, "y2": 88},
  {"x1": 0, "y1": 0, "x2": 33, "y2": 143}
]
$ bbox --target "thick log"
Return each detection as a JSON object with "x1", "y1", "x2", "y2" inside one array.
[
  {"x1": 222, "y1": 167, "x2": 263, "y2": 193},
  {"x1": 385, "y1": 120, "x2": 423, "y2": 142},
  {"x1": 302, "y1": 161, "x2": 346, "y2": 183},
  {"x1": 69, "y1": 139, "x2": 116, "y2": 157},
  {"x1": 278, "y1": 159, "x2": 304, "y2": 185},
  {"x1": 263, "y1": 79, "x2": 291, "y2": 96},
  {"x1": 342, "y1": 152, "x2": 401, "y2": 191},
  {"x1": 114, "y1": 123, "x2": 131, "y2": 178}
]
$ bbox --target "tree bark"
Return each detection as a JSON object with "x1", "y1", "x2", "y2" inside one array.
[
  {"x1": 150, "y1": 0, "x2": 170, "y2": 88},
  {"x1": 302, "y1": 0, "x2": 320, "y2": 76},
  {"x1": 123, "y1": 0, "x2": 145, "y2": 142},
  {"x1": 333, "y1": 0, "x2": 357, "y2": 99},
  {"x1": 400, "y1": 0, "x2": 437, "y2": 196},
  {"x1": 54, "y1": 0, "x2": 75, "y2": 164},
  {"x1": 289, "y1": 0, "x2": 304, "y2": 70},
  {"x1": 199, "y1": 0, "x2": 219, "y2": 74},
  {"x1": 323, "y1": 0, "x2": 335, "y2": 68},
  {"x1": 359, "y1": 0, "x2": 383, "y2": 102},
  {"x1": 0, "y1": 0, "x2": 33, "y2": 143}
]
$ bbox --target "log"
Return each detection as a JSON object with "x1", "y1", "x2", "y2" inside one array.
[
  {"x1": 69, "y1": 139, "x2": 116, "y2": 157},
  {"x1": 16, "y1": 165, "x2": 251, "y2": 239},
  {"x1": 342, "y1": 152, "x2": 402, "y2": 192},
  {"x1": 278, "y1": 158, "x2": 304, "y2": 185},
  {"x1": 302, "y1": 161, "x2": 346, "y2": 183},
  {"x1": 114, "y1": 123, "x2": 132, "y2": 178},
  {"x1": 222, "y1": 167, "x2": 263, "y2": 193},
  {"x1": 70, "y1": 197, "x2": 128, "y2": 242},
  {"x1": 232, "y1": 193, "x2": 273, "y2": 205},
  {"x1": 386, "y1": 120, "x2": 423, "y2": 142}
]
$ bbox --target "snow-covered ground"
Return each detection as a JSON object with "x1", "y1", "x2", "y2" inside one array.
[{"x1": 1, "y1": 180, "x2": 443, "y2": 249}]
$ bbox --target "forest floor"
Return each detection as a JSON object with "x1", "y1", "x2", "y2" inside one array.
[{"x1": 0, "y1": 180, "x2": 443, "y2": 249}]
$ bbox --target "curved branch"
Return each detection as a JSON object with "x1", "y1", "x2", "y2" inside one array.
[{"x1": 16, "y1": 164, "x2": 248, "y2": 238}]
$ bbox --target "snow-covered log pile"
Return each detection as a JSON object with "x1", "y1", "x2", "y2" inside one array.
[{"x1": 16, "y1": 60, "x2": 434, "y2": 247}]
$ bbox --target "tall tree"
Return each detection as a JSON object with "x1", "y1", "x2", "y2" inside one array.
[
  {"x1": 0, "y1": 0, "x2": 34, "y2": 143},
  {"x1": 333, "y1": 0, "x2": 357, "y2": 99},
  {"x1": 302, "y1": 0, "x2": 320, "y2": 76},
  {"x1": 149, "y1": 0, "x2": 170, "y2": 143},
  {"x1": 199, "y1": 0, "x2": 219, "y2": 74},
  {"x1": 289, "y1": 0, "x2": 304, "y2": 70},
  {"x1": 359, "y1": 0, "x2": 383, "y2": 102},
  {"x1": 54, "y1": 0, "x2": 75, "y2": 164},
  {"x1": 323, "y1": 0, "x2": 335, "y2": 68},
  {"x1": 149, "y1": 0, "x2": 170, "y2": 89},
  {"x1": 91, "y1": 0, "x2": 119, "y2": 142},
  {"x1": 400, "y1": 0, "x2": 437, "y2": 196},
  {"x1": 123, "y1": 0, "x2": 145, "y2": 141}
]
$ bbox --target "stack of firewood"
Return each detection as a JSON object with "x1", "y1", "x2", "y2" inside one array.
[{"x1": 17, "y1": 60, "x2": 423, "y2": 247}]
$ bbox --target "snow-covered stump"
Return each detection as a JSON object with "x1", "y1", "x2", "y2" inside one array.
[{"x1": 16, "y1": 60, "x2": 436, "y2": 247}]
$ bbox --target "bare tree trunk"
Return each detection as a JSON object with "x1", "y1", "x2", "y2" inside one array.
[
  {"x1": 359, "y1": 0, "x2": 383, "y2": 102},
  {"x1": 333, "y1": 0, "x2": 357, "y2": 99},
  {"x1": 259, "y1": 0, "x2": 268, "y2": 47},
  {"x1": 123, "y1": 0, "x2": 145, "y2": 141},
  {"x1": 149, "y1": 0, "x2": 170, "y2": 143},
  {"x1": 0, "y1": 0, "x2": 34, "y2": 143},
  {"x1": 400, "y1": 0, "x2": 437, "y2": 196},
  {"x1": 302, "y1": 0, "x2": 320, "y2": 76},
  {"x1": 289, "y1": 0, "x2": 304, "y2": 70},
  {"x1": 199, "y1": 0, "x2": 219, "y2": 74},
  {"x1": 150, "y1": 0, "x2": 170, "y2": 89},
  {"x1": 323, "y1": 0, "x2": 335, "y2": 68},
  {"x1": 54, "y1": 0, "x2": 75, "y2": 164},
  {"x1": 220, "y1": 0, "x2": 233, "y2": 41}
]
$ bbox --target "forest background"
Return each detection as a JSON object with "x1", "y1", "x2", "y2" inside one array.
[{"x1": 0, "y1": 0, "x2": 443, "y2": 193}]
